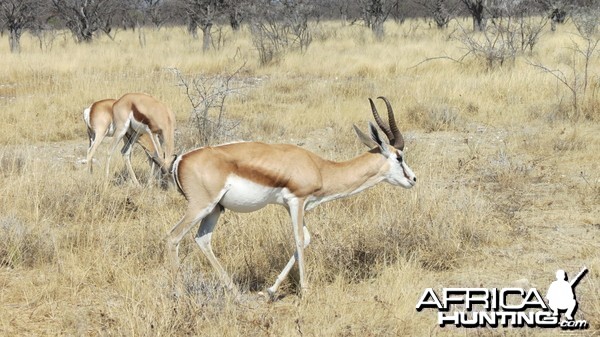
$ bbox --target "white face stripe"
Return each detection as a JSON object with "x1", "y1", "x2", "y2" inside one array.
[{"x1": 395, "y1": 151, "x2": 411, "y2": 180}]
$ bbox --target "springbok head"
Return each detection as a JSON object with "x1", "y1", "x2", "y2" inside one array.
[{"x1": 353, "y1": 96, "x2": 417, "y2": 189}]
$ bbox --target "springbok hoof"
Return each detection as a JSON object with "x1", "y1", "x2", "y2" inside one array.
[{"x1": 258, "y1": 289, "x2": 278, "y2": 302}]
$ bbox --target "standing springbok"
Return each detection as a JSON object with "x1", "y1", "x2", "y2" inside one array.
[
  {"x1": 106, "y1": 93, "x2": 176, "y2": 185},
  {"x1": 84, "y1": 98, "x2": 159, "y2": 177},
  {"x1": 167, "y1": 97, "x2": 416, "y2": 297}
]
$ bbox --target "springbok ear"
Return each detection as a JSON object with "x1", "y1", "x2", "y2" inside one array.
[
  {"x1": 368, "y1": 122, "x2": 390, "y2": 156},
  {"x1": 353, "y1": 124, "x2": 378, "y2": 149}
]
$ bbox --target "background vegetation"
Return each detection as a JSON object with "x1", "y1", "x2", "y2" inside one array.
[{"x1": 0, "y1": 7, "x2": 599, "y2": 336}]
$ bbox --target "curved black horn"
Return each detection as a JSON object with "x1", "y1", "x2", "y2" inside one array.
[
  {"x1": 377, "y1": 96, "x2": 404, "y2": 150},
  {"x1": 369, "y1": 98, "x2": 394, "y2": 142}
]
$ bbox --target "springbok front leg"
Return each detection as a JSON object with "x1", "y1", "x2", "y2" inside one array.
[
  {"x1": 268, "y1": 198, "x2": 310, "y2": 296},
  {"x1": 294, "y1": 200, "x2": 309, "y2": 294},
  {"x1": 142, "y1": 130, "x2": 166, "y2": 171},
  {"x1": 267, "y1": 220, "x2": 311, "y2": 296}
]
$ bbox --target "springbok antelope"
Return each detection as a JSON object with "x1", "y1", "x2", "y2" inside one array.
[
  {"x1": 84, "y1": 98, "x2": 158, "y2": 177},
  {"x1": 166, "y1": 97, "x2": 416, "y2": 297},
  {"x1": 106, "y1": 93, "x2": 176, "y2": 185}
]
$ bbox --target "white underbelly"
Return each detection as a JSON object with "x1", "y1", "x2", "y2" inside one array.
[
  {"x1": 129, "y1": 113, "x2": 152, "y2": 135},
  {"x1": 219, "y1": 176, "x2": 286, "y2": 213}
]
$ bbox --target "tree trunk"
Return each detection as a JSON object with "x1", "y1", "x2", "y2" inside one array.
[
  {"x1": 9, "y1": 28, "x2": 21, "y2": 53},
  {"x1": 80, "y1": 31, "x2": 94, "y2": 43},
  {"x1": 471, "y1": 3, "x2": 486, "y2": 32},
  {"x1": 372, "y1": 21, "x2": 385, "y2": 40},
  {"x1": 229, "y1": 9, "x2": 241, "y2": 31},
  {"x1": 463, "y1": 0, "x2": 486, "y2": 32},
  {"x1": 368, "y1": 0, "x2": 385, "y2": 40},
  {"x1": 201, "y1": 23, "x2": 212, "y2": 52},
  {"x1": 433, "y1": 0, "x2": 450, "y2": 29},
  {"x1": 137, "y1": 24, "x2": 146, "y2": 48},
  {"x1": 187, "y1": 19, "x2": 198, "y2": 39},
  {"x1": 472, "y1": 15, "x2": 486, "y2": 31}
]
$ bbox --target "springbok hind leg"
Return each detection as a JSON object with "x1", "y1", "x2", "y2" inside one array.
[
  {"x1": 105, "y1": 123, "x2": 129, "y2": 183},
  {"x1": 86, "y1": 127, "x2": 108, "y2": 173},
  {"x1": 119, "y1": 132, "x2": 140, "y2": 185},
  {"x1": 194, "y1": 206, "x2": 239, "y2": 295},
  {"x1": 165, "y1": 189, "x2": 230, "y2": 293}
]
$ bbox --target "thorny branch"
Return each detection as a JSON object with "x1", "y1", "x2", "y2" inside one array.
[{"x1": 167, "y1": 62, "x2": 249, "y2": 146}]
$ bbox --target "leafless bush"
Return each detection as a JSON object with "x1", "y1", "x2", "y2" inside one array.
[
  {"x1": 249, "y1": 1, "x2": 313, "y2": 66},
  {"x1": 170, "y1": 64, "x2": 248, "y2": 148},
  {"x1": 30, "y1": 25, "x2": 59, "y2": 52},
  {"x1": 455, "y1": 14, "x2": 547, "y2": 69},
  {"x1": 51, "y1": 0, "x2": 121, "y2": 43},
  {"x1": 416, "y1": 0, "x2": 459, "y2": 29},
  {"x1": 528, "y1": 9, "x2": 600, "y2": 121},
  {"x1": 453, "y1": 1, "x2": 548, "y2": 69},
  {"x1": 210, "y1": 26, "x2": 229, "y2": 51},
  {"x1": 571, "y1": 7, "x2": 600, "y2": 37},
  {"x1": 515, "y1": 15, "x2": 549, "y2": 53}
]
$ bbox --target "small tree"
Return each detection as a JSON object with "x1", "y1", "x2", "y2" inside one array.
[
  {"x1": 170, "y1": 64, "x2": 247, "y2": 147},
  {"x1": 538, "y1": 0, "x2": 568, "y2": 31},
  {"x1": 0, "y1": 0, "x2": 44, "y2": 53},
  {"x1": 121, "y1": 0, "x2": 171, "y2": 47},
  {"x1": 358, "y1": 0, "x2": 396, "y2": 39},
  {"x1": 415, "y1": 0, "x2": 459, "y2": 29},
  {"x1": 461, "y1": 0, "x2": 486, "y2": 31},
  {"x1": 250, "y1": 0, "x2": 314, "y2": 66},
  {"x1": 529, "y1": 8, "x2": 600, "y2": 120},
  {"x1": 454, "y1": 1, "x2": 548, "y2": 69},
  {"x1": 222, "y1": 0, "x2": 247, "y2": 31},
  {"x1": 139, "y1": 0, "x2": 168, "y2": 28},
  {"x1": 51, "y1": 0, "x2": 122, "y2": 43},
  {"x1": 177, "y1": 0, "x2": 224, "y2": 52}
]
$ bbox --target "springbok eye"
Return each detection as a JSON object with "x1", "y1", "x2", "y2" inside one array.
[{"x1": 397, "y1": 155, "x2": 403, "y2": 163}]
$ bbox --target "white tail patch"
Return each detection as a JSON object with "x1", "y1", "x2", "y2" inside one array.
[
  {"x1": 171, "y1": 154, "x2": 185, "y2": 198},
  {"x1": 83, "y1": 106, "x2": 92, "y2": 129}
]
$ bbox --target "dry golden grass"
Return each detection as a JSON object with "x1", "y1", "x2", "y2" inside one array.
[{"x1": 0, "y1": 19, "x2": 599, "y2": 336}]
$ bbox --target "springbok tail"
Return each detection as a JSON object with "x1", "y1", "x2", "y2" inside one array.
[{"x1": 171, "y1": 154, "x2": 186, "y2": 199}]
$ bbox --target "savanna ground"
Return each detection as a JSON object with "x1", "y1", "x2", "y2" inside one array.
[{"x1": 0, "y1": 19, "x2": 599, "y2": 336}]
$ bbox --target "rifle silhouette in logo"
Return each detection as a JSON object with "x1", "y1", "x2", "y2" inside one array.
[{"x1": 546, "y1": 266, "x2": 588, "y2": 321}]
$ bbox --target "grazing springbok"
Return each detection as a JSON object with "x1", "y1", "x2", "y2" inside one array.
[
  {"x1": 84, "y1": 98, "x2": 159, "y2": 178},
  {"x1": 167, "y1": 97, "x2": 416, "y2": 297},
  {"x1": 106, "y1": 93, "x2": 176, "y2": 185}
]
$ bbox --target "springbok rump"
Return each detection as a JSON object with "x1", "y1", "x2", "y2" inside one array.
[
  {"x1": 84, "y1": 98, "x2": 160, "y2": 181},
  {"x1": 104, "y1": 93, "x2": 176, "y2": 185}
]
